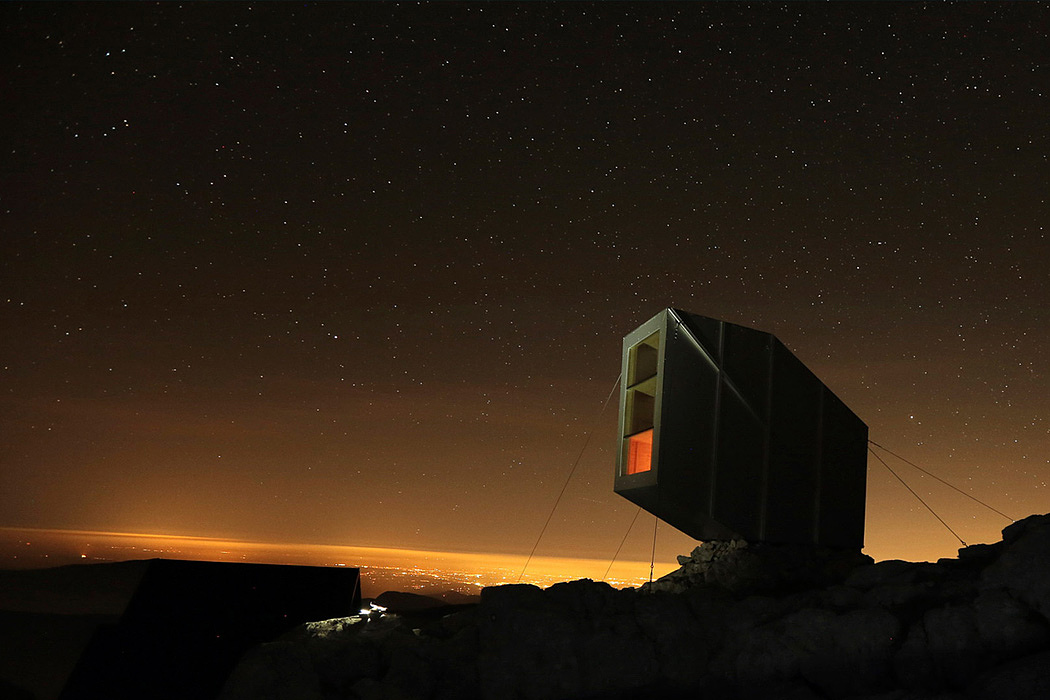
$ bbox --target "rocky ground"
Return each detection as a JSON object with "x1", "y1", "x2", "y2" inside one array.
[{"x1": 221, "y1": 514, "x2": 1050, "y2": 700}]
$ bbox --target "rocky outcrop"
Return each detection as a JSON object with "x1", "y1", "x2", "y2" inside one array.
[
  {"x1": 642, "y1": 538, "x2": 873, "y2": 595},
  {"x1": 221, "y1": 514, "x2": 1050, "y2": 700}
]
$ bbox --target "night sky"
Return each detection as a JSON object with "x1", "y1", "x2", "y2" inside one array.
[{"x1": 2, "y1": 2, "x2": 1048, "y2": 573}]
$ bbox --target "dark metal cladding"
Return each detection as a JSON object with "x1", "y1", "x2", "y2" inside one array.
[{"x1": 614, "y1": 309, "x2": 868, "y2": 549}]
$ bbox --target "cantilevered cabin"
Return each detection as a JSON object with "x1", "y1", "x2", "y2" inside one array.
[{"x1": 615, "y1": 308, "x2": 868, "y2": 550}]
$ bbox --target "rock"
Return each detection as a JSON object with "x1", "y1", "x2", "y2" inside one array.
[
  {"x1": 981, "y1": 513, "x2": 1050, "y2": 623},
  {"x1": 544, "y1": 579, "x2": 623, "y2": 619},
  {"x1": 647, "y1": 539, "x2": 872, "y2": 596},
  {"x1": 717, "y1": 606, "x2": 899, "y2": 698},
  {"x1": 574, "y1": 628, "x2": 659, "y2": 697},
  {"x1": 297, "y1": 617, "x2": 387, "y2": 695},
  {"x1": 1001, "y1": 513, "x2": 1050, "y2": 545},
  {"x1": 863, "y1": 580, "x2": 937, "y2": 612},
  {"x1": 633, "y1": 591, "x2": 712, "y2": 687},
  {"x1": 219, "y1": 614, "x2": 431, "y2": 700},
  {"x1": 218, "y1": 513, "x2": 1050, "y2": 700},
  {"x1": 845, "y1": 560, "x2": 921, "y2": 590},
  {"x1": 955, "y1": 541, "x2": 1003, "y2": 567},
  {"x1": 919, "y1": 605, "x2": 984, "y2": 686},
  {"x1": 736, "y1": 679, "x2": 827, "y2": 700},
  {"x1": 478, "y1": 582, "x2": 545, "y2": 609},
  {"x1": 819, "y1": 584, "x2": 866, "y2": 610},
  {"x1": 849, "y1": 692, "x2": 967, "y2": 700},
  {"x1": 475, "y1": 590, "x2": 585, "y2": 699},
  {"x1": 219, "y1": 638, "x2": 322, "y2": 700},
  {"x1": 892, "y1": 587, "x2": 1050, "y2": 692},
  {"x1": 973, "y1": 588, "x2": 1050, "y2": 662},
  {"x1": 893, "y1": 619, "x2": 938, "y2": 690},
  {"x1": 848, "y1": 562, "x2": 950, "y2": 619},
  {"x1": 967, "y1": 648, "x2": 1050, "y2": 700}
]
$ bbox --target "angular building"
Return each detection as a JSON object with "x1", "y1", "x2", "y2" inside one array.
[
  {"x1": 60, "y1": 559, "x2": 361, "y2": 700},
  {"x1": 615, "y1": 309, "x2": 868, "y2": 550}
]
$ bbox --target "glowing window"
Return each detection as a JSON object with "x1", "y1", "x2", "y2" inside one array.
[{"x1": 626, "y1": 429, "x2": 653, "y2": 474}]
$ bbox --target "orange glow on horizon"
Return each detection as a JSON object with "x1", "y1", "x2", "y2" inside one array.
[{"x1": 0, "y1": 527, "x2": 666, "y2": 595}]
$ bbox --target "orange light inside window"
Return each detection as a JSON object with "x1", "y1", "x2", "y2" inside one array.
[{"x1": 626, "y1": 429, "x2": 653, "y2": 474}]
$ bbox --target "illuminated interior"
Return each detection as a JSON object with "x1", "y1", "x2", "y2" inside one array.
[
  {"x1": 622, "y1": 331, "x2": 660, "y2": 476},
  {"x1": 626, "y1": 429, "x2": 653, "y2": 474}
]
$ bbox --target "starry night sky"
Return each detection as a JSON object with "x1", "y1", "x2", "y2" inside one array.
[{"x1": 2, "y1": 2, "x2": 1048, "y2": 569}]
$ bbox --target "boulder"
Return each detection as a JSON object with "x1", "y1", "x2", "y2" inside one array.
[
  {"x1": 973, "y1": 588, "x2": 1050, "y2": 663},
  {"x1": 955, "y1": 541, "x2": 1003, "y2": 567},
  {"x1": 967, "y1": 649, "x2": 1050, "y2": 700},
  {"x1": 715, "y1": 606, "x2": 899, "y2": 698},
  {"x1": 648, "y1": 539, "x2": 872, "y2": 596},
  {"x1": 220, "y1": 638, "x2": 322, "y2": 700},
  {"x1": 981, "y1": 514, "x2": 1050, "y2": 623}
]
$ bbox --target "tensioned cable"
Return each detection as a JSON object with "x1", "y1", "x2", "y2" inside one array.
[
  {"x1": 868, "y1": 440, "x2": 1015, "y2": 522},
  {"x1": 649, "y1": 517, "x2": 659, "y2": 583},
  {"x1": 868, "y1": 445, "x2": 967, "y2": 546},
  {"x1": 517, "y1": 373, "x2": 622, "y2": 583},
  {"x1": 601, "y1": 505, "x2": 642, "y2": 583}
]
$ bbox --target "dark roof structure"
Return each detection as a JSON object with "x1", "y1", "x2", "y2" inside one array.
[
  {"x1": 615, "y1": 309, "x2": 868, "y2": 549},
  {"x1": 60, "y1": 559, "x2": 360, "y2": 700}
]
